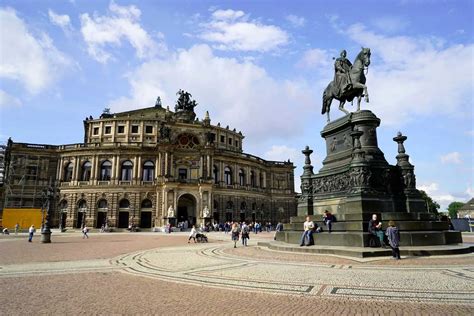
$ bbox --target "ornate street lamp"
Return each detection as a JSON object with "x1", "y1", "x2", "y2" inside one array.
[{"x1": 41, "y1": 186, "x2": 57, "y2": 243}]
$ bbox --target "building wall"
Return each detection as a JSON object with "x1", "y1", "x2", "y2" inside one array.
[{"x1": 3, "y1": 208, "x2": 42, "y2": 229}]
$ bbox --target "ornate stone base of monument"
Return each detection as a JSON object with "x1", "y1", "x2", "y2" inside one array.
[{"x1": 276, "y1": 110, "x2": 466, "y2": 254}]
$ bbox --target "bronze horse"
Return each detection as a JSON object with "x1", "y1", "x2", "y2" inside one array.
[{"x1": 322, "y1": 48, "x2": 371, "y2": 122}]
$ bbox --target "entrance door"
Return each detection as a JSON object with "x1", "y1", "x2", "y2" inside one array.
[
  {"x1": 76, "y1": 212, "x2": 84, "y2": 228},
  {"x1": 97, "y1": 212, "x2": 106, "y2": 228},
  {"x1": 118, "y1": 212, "x2": 129, "y2": 228},
  {"x1": 252, "y1": 213, "x2": 256, "y2": 223},
  {"x1": 61, "y1": 213, "x2": 67, "y2": 228},
  {"x1": 177, "y1": 194, "x2": 197, "y2": 227},
  {"x1": 213, "y1": 211, "x2": 219, "y2": 223},
  {"x1": 226, "y1": 212, "x2": 233, "y2": 222},
  {"x1": 140, "y1": 212, "x2": 152, "y2": 228},
  {"x1": 240, "y1": 212, "x2": 246, "y2": 222}
]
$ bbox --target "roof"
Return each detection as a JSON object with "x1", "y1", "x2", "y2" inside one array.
[{"x1": 459, "y1": 198, "x2": 474, "y2": 210}]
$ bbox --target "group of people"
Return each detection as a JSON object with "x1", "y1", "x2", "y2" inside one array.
[{"x1": 300, "y1": 212, "x2": 401, "y2": 260}]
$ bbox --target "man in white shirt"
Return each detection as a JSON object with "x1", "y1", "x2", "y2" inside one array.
[{"x1": 300, "y1": 216, "x2": 315, "y2": 246}]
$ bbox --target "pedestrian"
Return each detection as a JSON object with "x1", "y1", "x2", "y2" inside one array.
[
  {"x1": 82, "y1": 225, "x2": 89, "y2": 239},
  {"x1": 323, "y1": 210, "x2": 335, "y2": 233},
  {"x1": 231, "y1": 223, "x2": 240, "y2": 248},
  {"x1": 28, "y1": 225, "x2": 35, "y2": 242},
  {"x1": 274, "y1": 221, "x2": 283, "y2": 240},
  {"x1": 386, "y1": 220, "x2": 401, "y2": 260},
  {"x1": 241, "y1": 222, "x2": 250, "y2": 246},
  {"x1": 300, "y1": 216, "x2": 314, "y2": 246},
  {"x1": 14, "y1": 223, "x2": 20, "y2": 235},
  {"x1": 3, "y1": 227, "x2": 10, "y2": 235},
  {"x1": 188, "y1": 225, "x2": 197, "y2": 243}
]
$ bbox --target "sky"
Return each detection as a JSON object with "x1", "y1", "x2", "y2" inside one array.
[{"x1": 0, "y1": 0, "x2": 473, "y2": 210}]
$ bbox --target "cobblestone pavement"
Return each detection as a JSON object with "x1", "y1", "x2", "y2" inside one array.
[{"x1": 0, "y1": 232, "x2": 473, "y2": 315}]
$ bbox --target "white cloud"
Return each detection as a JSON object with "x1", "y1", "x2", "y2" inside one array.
[
  {"x1": 342, "y1": 24, "x2": 474, "y2": 125},
  {"x1": 440, "y1": 151, "x2": 462, "y2": 164},
  {"x1": 0, "y1": 7, "x2": 74, "y2": 94},
  {"x1": 48, "y1": 9, "x2": 73, "y2": 33},
  {"x1": 264, "y1": 145, "x2": 300, "y2": 163},
  {"x1": 466, "y1": 186, "x2": 474, "y2": 197},
  {"x1": 371, "y1": 16, "x2": 409, "y2": 33},
  {"x1": 198, "y1": 9, "x2": 289, "y2": 52},
  {"x1": 418, "y1": 181, "x2": 469, "y2": 210},
  {"x1": 286, "y1": 14, "x2": 305, "y2": 28},
  {"x1": 79, "y1": 0, "x2": 166, "y2": 63},
  {"x1": 297, "y1": 48, "x2": 332, "y2": 70},
  {"x1": 466, "y1": 130, "x2": 474, "y2": 137},
  {"x1": 0, "y1": 90, "x2": 22, "y2": 107},
  {"x1": 109, "y1": 44, "x2": 313, "y2": 140}
]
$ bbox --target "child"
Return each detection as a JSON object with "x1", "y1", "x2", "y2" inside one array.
[{"x1": 385, "y1": 220, "x2": 401, "y2": 259}]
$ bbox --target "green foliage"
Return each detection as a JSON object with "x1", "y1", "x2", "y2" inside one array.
[
  {"x1": 419, "y1": 190, "x2": 440, "y2": 215},
  {"x1": 447, "y1": 202, "x2": 465, "y2": 219}
]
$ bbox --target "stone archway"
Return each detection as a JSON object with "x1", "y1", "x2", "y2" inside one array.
[{"x1": 177, "y1": 194, "x2": 197, "y2": 227}]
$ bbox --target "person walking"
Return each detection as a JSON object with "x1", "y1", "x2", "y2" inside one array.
[
  {"x1": 274, "y1": 221, "x2": 283, "y2": 240},
  {"x1": 241, "y1": 222, "x2": 249, "y2": 246},
  {"x1": 386, "y1": 220, "x2": 401, "y2": 260},
  {"x1": 231, "y1": 223, "x2": 240, "y2": 248},
  {"x1": 82, "y1": 225, "x2": 89, "y2": 239},
  {"x1": 188, "y1": 225, "x2": 197, "y2": 243},
  {"x1": 28, "y1": 225, "x2": 35, "y2": 242},
  {"x1": 14, "y1": 223, "x2": 20, "y2": 235}
]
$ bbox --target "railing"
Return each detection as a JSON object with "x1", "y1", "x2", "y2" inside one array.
[
  {"x1": 98, "y1": 181, "x2": 110, "y2": 185},
  {"x1": 78, "y1": 181, "x2": 90, "y2": 186},
  {"x1": 119, "y1": 181, "x2": 131, "y2": 185}
]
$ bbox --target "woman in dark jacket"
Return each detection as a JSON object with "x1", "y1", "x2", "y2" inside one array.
[{"x1": 386, "y1": 220, "x2": 401, "y2": 260}]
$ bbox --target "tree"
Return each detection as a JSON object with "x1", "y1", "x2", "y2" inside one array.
[
  {"x1": 419, "y1": 190, "x2": 440, "y2": 215},
  {"x1": 447, "y1": 202, "x2": 465, "y2": 219}
]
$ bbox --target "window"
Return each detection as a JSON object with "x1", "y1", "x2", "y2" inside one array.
[
  {"x1": 238, "y1": 169, "x2": 246, "y2": 186},
  {"x1": 178, "y1": 168, "x2": 187, "y2": 180},
  {"x1": 64, "y1": 162, "x2": 73, "y2": 181},
  {"x1": 142, "y1": 160, "x2": 154, "y2": 181},
  {"x1": 240, "y1": 202, "x2": 246, "y2": 211},
  {"x1": 81, "y1": 161, "x2": 92, "y2": 181},
  {"x1": 100, "y1": 160, "x2": 112, "y2": 181},
  {"x1": 117, "y1": 126, "x2": 125, "y2": 134},
  {"x1": 59, "y1": 200, "x2": 68, "y2": 211},
  {"x1": 228, "y1": 138, "x2": 232, "y2": 145},
  {"x1": 119, "y1": 199, "x2": 130, "y2": 209},
  {"x1": 120, "y1": 160, "x2": 133, "y2": 181},
  {"x1": 145, "y1": 125, "x2": 153, "y2": 133},
  {"x1": 97, "y1": 199, "x2": 108, "y2": 209},
  {"x1": 213, "y1": 165, "x2": 219, "y2": 184},
  {"x1": 224, "y1": 166, "x2": 232, "y2": 185},
  {"x1": 176, "y1": 134, "x2": 200, "y2": 149},
  {"x1": 78, "y1": 200, "x2": 87, "y2": 211},
  {"x1": 235, "y1": 140, "x2": 239, "y2": 147},
  {"x1": 250, "y1": 171, "x2": 256, "y2": 187},
  {"x1": 141, "y1": 199, "x2": 152, "y2": 209},
  {"x1": 220, "y1": 135, "x2": 225, "y2": 143},
  {"x1": 93, "y1": 127, "x2": 99, "y2": 135},
  {"x1": 104, "y1": 126, "x2": 112, "y2": 134},
  {"x1": 131, "y1": 125, "x2": 139, "y2": 133},
  {"x1": 260, "y1": 173, "x2": 264, "y2": 188}
]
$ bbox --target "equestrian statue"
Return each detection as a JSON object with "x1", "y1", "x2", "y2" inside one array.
[{"x1": 322, "y1": 48, "x2": 371, "y2": 122}]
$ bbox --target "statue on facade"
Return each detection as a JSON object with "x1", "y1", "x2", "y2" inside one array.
[
  {"x1": 203, "y1": 205, "x2": 210, "y2": 218},
  {"x1": 322, "y1": 48, "x2": 371, "y2": 122},
  {"x1": 155, "y1": 96, "x2": 162, "y2": 108},
  {"x1": 167, "y1": 205, "x2": 175, "y2": 218},
  {"x1": 175, "y1": 89, "x2": 198, "y2": 112},
  {"x1": 159, "y1": 122, "x2": 171, "y2": 141}
]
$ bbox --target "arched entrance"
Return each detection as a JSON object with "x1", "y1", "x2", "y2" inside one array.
[{"x1": 177, "y1": 194, "x2": 197, "y2": 226}]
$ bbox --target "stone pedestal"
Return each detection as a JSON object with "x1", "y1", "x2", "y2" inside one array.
[{"x1": 279, "y1": 110, "x2": 463, "y2": 250}]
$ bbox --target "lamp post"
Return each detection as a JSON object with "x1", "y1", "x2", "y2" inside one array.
[{"x1": 41, "y1": 186, "x2": 55, "y2": 243}]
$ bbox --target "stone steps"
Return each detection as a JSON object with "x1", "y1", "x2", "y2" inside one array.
[{"x1": 284, "y1": 221, "x2": 449, "y2": 232}]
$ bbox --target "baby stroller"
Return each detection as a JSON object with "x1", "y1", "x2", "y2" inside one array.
[{"x1": 196, "y1": 233, "x2": 208, "y2": 243}]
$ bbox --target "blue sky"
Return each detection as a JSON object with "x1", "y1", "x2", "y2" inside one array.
[{"x1": 1, "y1": 0, "x2": 473, "y2": 209}]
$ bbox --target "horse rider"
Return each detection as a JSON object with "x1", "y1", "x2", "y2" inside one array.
[{"x1": 334, "y1": 50, "x2": 352, "y2": 97}]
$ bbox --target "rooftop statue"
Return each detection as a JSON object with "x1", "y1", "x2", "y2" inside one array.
[
  {"x1": 322, "y1": 48, "x2": 371, "y2": 122},
  {"x1": 175, "y1": 89, "x2": 198, "y2": 112}
]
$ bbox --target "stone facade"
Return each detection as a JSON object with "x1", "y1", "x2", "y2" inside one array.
[{"x1": 3, "y1": 100, "x2": 296, "y2": 229}]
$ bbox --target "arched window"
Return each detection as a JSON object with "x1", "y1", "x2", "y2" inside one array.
[
  {"x1": 252, "y1": 202, "x2": 257, "y2": 211},
  {"x1": 81, "y1": 161, "x2": 92, "y2": 181},
  {"x1": 121, "y1": 160, "x2": 133, "y2": 181},
  {"x1": 238, "y1": 169, "x2": 246, "y2": 186},
  {"x1": 97, "y1": 199, "x2": 108, "y2": 209},
  {"x1": 213, "y1": 200, "x2": 219, "y2": 211},
  {"x1": 240, "y1": 201, "x2": 246, "y2": 211},
  {"x1": 224, "y1": 166, "x2": 232, "y2": 185},
  {"x1": 119, "y1": 199, "x2": 130, "y2": 209},
  {"x1": 59, "y1": 200, "x2": 68, "y2": 211},
  {"x1": 100, "y1": 160, "x2": 112, "y2": 181},
  {"x1": 142, "y1": 160, "x2": 154, "y2": 181},
  {"x1": 250, "y1": 171, "x2": 256, "y2": 187},
  {"x1": 226, "y1": 201, "x2": 233, "y2": 210},
  {"x1": 213, "y1": 165, "x2": 219, "y2": 184},
  {"x1": 141, "y1": 199, "x2": 152, "y2": 209},
  {"x1": 78, "y1": 200, "x2": 87, "y2": 211},
  {"x1": 63, "y1": 162, "x2": 73, "y2": 181},
  {"x1": 259, "y1": 172, "x2": 264, "y2": 188}
]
